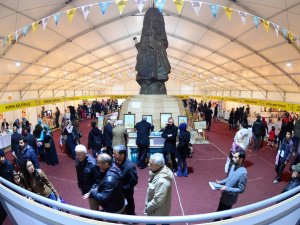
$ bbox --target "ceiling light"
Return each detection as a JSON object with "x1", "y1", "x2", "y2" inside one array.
[
  {"x1": 45, "y1": 67, "x2": 49, "y2": 71},
  {"x1": 15, "y1": 62, "x2": 20, "y2": 67},
  {"x1": 286, "y1": 62, "x2": 292, "y2": 67}
]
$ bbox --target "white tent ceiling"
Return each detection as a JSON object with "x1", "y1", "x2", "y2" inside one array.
[{"x1": 0, "y1": 0, "x2": 300, "y2": 100}]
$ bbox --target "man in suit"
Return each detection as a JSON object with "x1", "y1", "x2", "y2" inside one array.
[
  {"x1": 1, "y1": 119, "x2": 9, "y2": 130},
  {"x1": 135, "y1": 116, "x2": 154, "y2": 169}
]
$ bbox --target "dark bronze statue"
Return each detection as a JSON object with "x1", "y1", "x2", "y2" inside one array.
[{"x1": 134, "y1": 7, "x2": 171, "y2": 95}]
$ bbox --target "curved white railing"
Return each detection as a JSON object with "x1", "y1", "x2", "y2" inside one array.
[{"x1": 1, "y1": 176, "x2": 300, "y2": 224}]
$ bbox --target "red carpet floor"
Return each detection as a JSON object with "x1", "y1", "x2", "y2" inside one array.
[{"x1": 3, "y1": 119, "x2": 292, "y2": 224}]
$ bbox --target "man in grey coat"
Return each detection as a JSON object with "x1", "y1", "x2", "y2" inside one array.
[
  {"x1": 215, "y1": 151, "x2": 248, "y2": 220},
  {"x1": 145, "y1": 153, "x2": 174, "y2": 217}
]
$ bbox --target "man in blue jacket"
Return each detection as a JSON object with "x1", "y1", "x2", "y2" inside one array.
[
  {"x1": 215, "y1": 151, "x2": 248, "y2": 220},
  {"x1": 274, "y1": 131, "x2": 294, "y2": 184},
  {"x1": 135, "y1": 116, "x2": 154, "y2": 169}
]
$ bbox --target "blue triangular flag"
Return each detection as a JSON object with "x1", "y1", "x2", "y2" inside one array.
[
  {"x1": 155, "y1": 0, "x2": 166, "y2": 13},
  {"x1": 253, "y1": 16, "x2": 259, "y2": 28},
  {"x1": 54, "y1": 13, "x2": 60, "y2": 26},
  {"x1": 281, "y1": 28, "x2": 288, "y2": 38},
  {"x1": 209, "y1": 4, "x2": 219, "y2": 18},
  {"x1": 23, "y1": 26, "x2": 29, "y2": 36},
  {"x1": 99, "y1": 2, "x2": 112, "y2": 15}
]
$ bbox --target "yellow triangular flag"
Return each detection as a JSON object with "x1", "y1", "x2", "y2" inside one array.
[
  {"x1": 67, "y1": 8, "x2": 77, "y2": 23},
  {"x1": 262, "y1": 19, "x2": 270, "y2": 32},
  {"x1": 173, "y1": 0, "x2": 184, "y2": 15},
  {"x1": 8, "y1": 34, "x2": 12, "y2": 45},
  {"x1": 223, "y1": 7, "x2": 233, "y2": 21},
  {"x1": 32, "y1": 21, "x2": 39, "y2": 33},
  {"x1": 288, "y1": 31, "x2": 294, "y2": 43},
  {"x1": 116, "y1": 0, "x2": 127, "y2": 15}
]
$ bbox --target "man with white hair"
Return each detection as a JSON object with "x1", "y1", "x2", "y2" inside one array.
[
  {"x1": 75, "y1": 144, "x2": 100, "y2": 210},
  {"x1": 145, "y1": 153, "x2": 173, "y2": 217},
  {"x1": 112, "y1": 120, "x2": 128, "y2": 148}
]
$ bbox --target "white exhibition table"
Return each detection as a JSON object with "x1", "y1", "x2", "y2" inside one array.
[
  {"x1": 127, "y1": 132, "x2": 165, "y2": 163},
  {"x1": 0, "y1": 131, "x2": 12, "y2": 149}
]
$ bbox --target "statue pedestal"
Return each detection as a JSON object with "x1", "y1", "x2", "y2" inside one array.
[{"x1": 120, "y1": 95, "x2": 186, "y2": 130}]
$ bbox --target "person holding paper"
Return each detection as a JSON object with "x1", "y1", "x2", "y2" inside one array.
[{"x1": 215, "y1": 151, "x2": 248, "y2": 220}]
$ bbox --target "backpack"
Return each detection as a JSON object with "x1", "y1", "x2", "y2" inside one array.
[{"x1": 93, "y1": 134, "x2": 102, "y2": 148}]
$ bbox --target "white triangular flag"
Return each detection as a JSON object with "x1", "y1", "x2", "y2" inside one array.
[
  {"x1": 190, "y1": 1, "x2": 202, "y2": 16},
  {"x1": 42, "y1": 17, "x2": 49, "y2": 30},
  {"x1": 238, "y1": 10, "x2": 247, "y2": 24},
  {"x1": 15, "y1": 30, "x2": 19, "y2": 42},
  {"x1": 81, "y1": 5, "x2": 91, "y2": 20},
  {"x1": 135, "y1": 0, "x2": 146, "y2": 13},
  {"x1": 272, "y1": 23, "x2": 280, "y2": 37}
]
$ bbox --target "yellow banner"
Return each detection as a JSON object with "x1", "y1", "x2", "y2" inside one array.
[
  {"x1": 173, "y1": 0, "x2": 185, "y2": 14},
  {"x1": 262, "y1": 19, "x2": 270, "y2": 33},
  {"x1": 223, "y1": 7, "x2": 233, "y2": 21},
  {"x1": 116, "y1": 0, "x2": 127, "y2": 15},
  {"x1": 32, "y1": 21, "x2": 39, "y2": 32},
  {"x1": 66, "y1": 8, "x2": 77, "y2": 23},
  {"x1": 0, "y1": 100, "x2": 37, "y2": 113}
]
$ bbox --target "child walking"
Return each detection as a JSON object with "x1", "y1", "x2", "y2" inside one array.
[{"x1": 268, "y1": 126, "x2": 276, "y2": 148}]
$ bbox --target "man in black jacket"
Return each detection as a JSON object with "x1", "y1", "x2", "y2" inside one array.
[
  {"x1": 75, "y1": 145, "x2": 100, "y2": 210},
  {"x1": 252, "y1": 115, "x2": 264, "y2": 151},
  {"x1": 0, "y1": 149, "x2": 14, "y2": 224},
  {"x1": 83, "y1": 153, "x2": 125, "y2": 213},
  {"x1": 162, "y1": 117, "x2": 178, "y2": 171},
  {"x1": 103, "y1": 120, "x2": 114, "y2": 156},
  {"x1": 88, "y1": 121, "x2": 104, "y2": 158},
  {"x1": 113, "y1": 145, "x2": 138, "y2": 215},
  {"x1": 135, "y1": 116, "x2": 154, "y2": 169}
]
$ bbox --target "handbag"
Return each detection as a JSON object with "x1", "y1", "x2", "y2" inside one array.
[{"x1": 44, "y1": 143, "x2": 51, "y2": 148}]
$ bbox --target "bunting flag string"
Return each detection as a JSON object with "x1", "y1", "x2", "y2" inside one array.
[
  {"x1": 116, "y1": 0, "x2": 128, "y2": 15},
  {"x1": 99, "y1": 2, "x2": 112, "y2": 15},
  {"x1": 1, "y1": 0, "x2": 299, "y2": 50},
  {"x1": 42, "y1": 17, "x2": 49, "y2": 30},
  {"x1": 238, "y1": 10, "x2": 247, "y2": 24},
  {"x1": 209, "y1": 4, "x2": 219, "y2": 18},
  {"x1": 173, "y1": 0, "x2": 185, "y2": 15},
  {"x1": 53, "y1": 13, "x2": 61, "y2": 26},
  {"x1": 82, "y1": 5, "x2": 92, "y2": 20},
  {"x1": 66, "y1": 8, "x2": 77, "y2": 23},
  {"x1": 223, "y1": 7, "x2": 233, "y2": 21},
  {"x1": 135, "y1": 0, "x2": 146, "y2": 13},
  {"x1": 32, "y1": 21, "x2": 39, "y2": 33},
  {"x1": 262, "y1": 19, "x2": 269, "y2": 33},
  {"x1": 190, "y1": 1, "x2": 201, "y2": 16}
]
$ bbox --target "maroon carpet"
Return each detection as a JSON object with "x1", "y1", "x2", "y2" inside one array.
[{"x1": 3, "y1": 119, "x2": 292, "y2": 224}]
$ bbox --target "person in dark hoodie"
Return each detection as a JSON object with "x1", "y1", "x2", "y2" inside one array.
[
  {"x1": 83, "y1": 153, "x2": 125, "y2": 213},
  {"x1": 252, "y1": 115, "x2": 264, "y2": 151},
  {"x1": 88, "y1": 121, "x2": 104, "y2": 158},
  {"x1": 281, "y1": 163, "x2": 300, "y2": 194}
]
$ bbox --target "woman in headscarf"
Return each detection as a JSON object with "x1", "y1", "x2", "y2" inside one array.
[
  {"x1": 176, "y1": 123, "x2": 191, "y2": 177},
  {"x1": 43, "y1": 125, "x2": 59, "y2": 166}
]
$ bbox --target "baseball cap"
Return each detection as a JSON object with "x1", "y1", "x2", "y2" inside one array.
[{"x1": 291, "y1": 163, "x2": 300, "y2": 173}]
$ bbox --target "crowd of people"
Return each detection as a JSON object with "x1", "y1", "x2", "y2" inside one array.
[{"x1": 1, "y1": 98, "x2": 300, "y2": 223}]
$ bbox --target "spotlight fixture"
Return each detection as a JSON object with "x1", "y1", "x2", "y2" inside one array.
[
  {"x1": 15, "y1": 62, "x2": 20, "y2": 67},
  {"x1": 286, "y1": 62, "x2": 292, "y2": 67}
]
